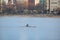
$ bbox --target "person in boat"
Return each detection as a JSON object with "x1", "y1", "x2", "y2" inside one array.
[
  {"x1": 26, "y1": 24, "x2": 29, "y2": 27},
  {"x1": 26, "y1": 24, "x2": 36, "y2": 28}
]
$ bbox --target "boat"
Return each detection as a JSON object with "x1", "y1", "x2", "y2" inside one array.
[{"x1": 19, "y1": 24, "x2": 36, "y2": 28}]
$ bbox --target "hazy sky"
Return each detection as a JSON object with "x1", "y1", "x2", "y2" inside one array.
[{"x1": 4, "y1": 0, "x2": 39, "y2": 5}]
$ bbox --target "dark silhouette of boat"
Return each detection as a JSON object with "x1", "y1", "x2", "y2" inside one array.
[{"x1": 19, "y1": 24, "x2": 36, "y2": 28}]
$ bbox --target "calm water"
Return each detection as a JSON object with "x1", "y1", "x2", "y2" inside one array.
[{"x1": 0, "y1": 16, "x2": 60, "y2": 40}]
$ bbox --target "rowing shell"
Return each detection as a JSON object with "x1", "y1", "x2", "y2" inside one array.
[{"x1": 19, "y1": 26, "x2": 36, "y2": 28}]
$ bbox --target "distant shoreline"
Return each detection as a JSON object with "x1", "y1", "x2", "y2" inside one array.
[{"x1": 0, "y1": 14, "x2": 60, "y2": 18}]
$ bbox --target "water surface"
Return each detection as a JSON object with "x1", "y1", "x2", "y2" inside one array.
[{"x1": 0, "y1": 16, "x2": 60, "y2": 40}]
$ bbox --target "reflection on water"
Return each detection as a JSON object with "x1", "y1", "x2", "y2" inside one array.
[{"x1": 0, "y1": 16, "x2": 60, "y2": 40}]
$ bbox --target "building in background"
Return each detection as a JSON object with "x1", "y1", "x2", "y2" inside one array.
[
  {"x1": 2, "y1": 0, "x2": 6, "y2": 11},
  {"x1": 39, "y1": 0, "x2": 47, "y2": 10},
  {"x1": 50, "y1": 0, "x2": 58, "y2": 11},
  {"x1": 16, "y1": 0, "x2": 25, "y2": 10},
  {"x1": 8, "y1": 0, "x2": 13, "y2": 5},
  {"x1": 28, "y1": 0, "x2": 35, "y2": 10},
  {"x1": 0, "y1": 0, "x2": 2, "y2": 12},
  {"x1": 46, "y1": 0, "x2": 60, "y2": 12},
  {"x1": 13, "y1": 0, "x2": 17, "y2": 10},
  {"x1": 58, "y1": 0, "x2": 60, "y2": 8},
  {"x1": 13, "y1": 0, "x2": 16, "y2": 5},
  {"x1": 46, "y1": 0, "x2": 49, "y2": 10},
  {"x1": 6, "y1": 0, "x2": 13, "y2": 9},
  {"x1": 24, "y1": 0, "x2": 28, "y2": 9}
]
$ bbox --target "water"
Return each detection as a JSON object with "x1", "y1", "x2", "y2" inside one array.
[{"x1": 0, "y1": 16, "x2": 60, "y2": 40}]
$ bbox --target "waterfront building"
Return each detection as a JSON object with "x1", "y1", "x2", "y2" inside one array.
[
  {"x1": 0, "y1": 0, "x2": 2, "y2": 12},
  {"x1": 46, "y1": 0, "x2": 49, "y2": 10},
  {"x1": 28, "y1": 0, "x2": 35, "y2": 10},
  {"x1": 2, "y1": 0, "x2": 6, "y2": 11},
  {"x1": 16, "y1": 0, "x2": 26, "y2": 10},
  {"x1": 39, "y1": 0, "x2": 47, "y2": 10},
  {"x1": 13, "y1": 0, "x2": 16, "y2": 5},
  {"x1": 46, "y1": 0, "x2": 60, "y2": 11},
  {"x1": 8, "y1": 0, "x2": 13, "y2": 5},
  {"x1": 50, "y1": 0, "x2": 58, "y2": 11}
]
